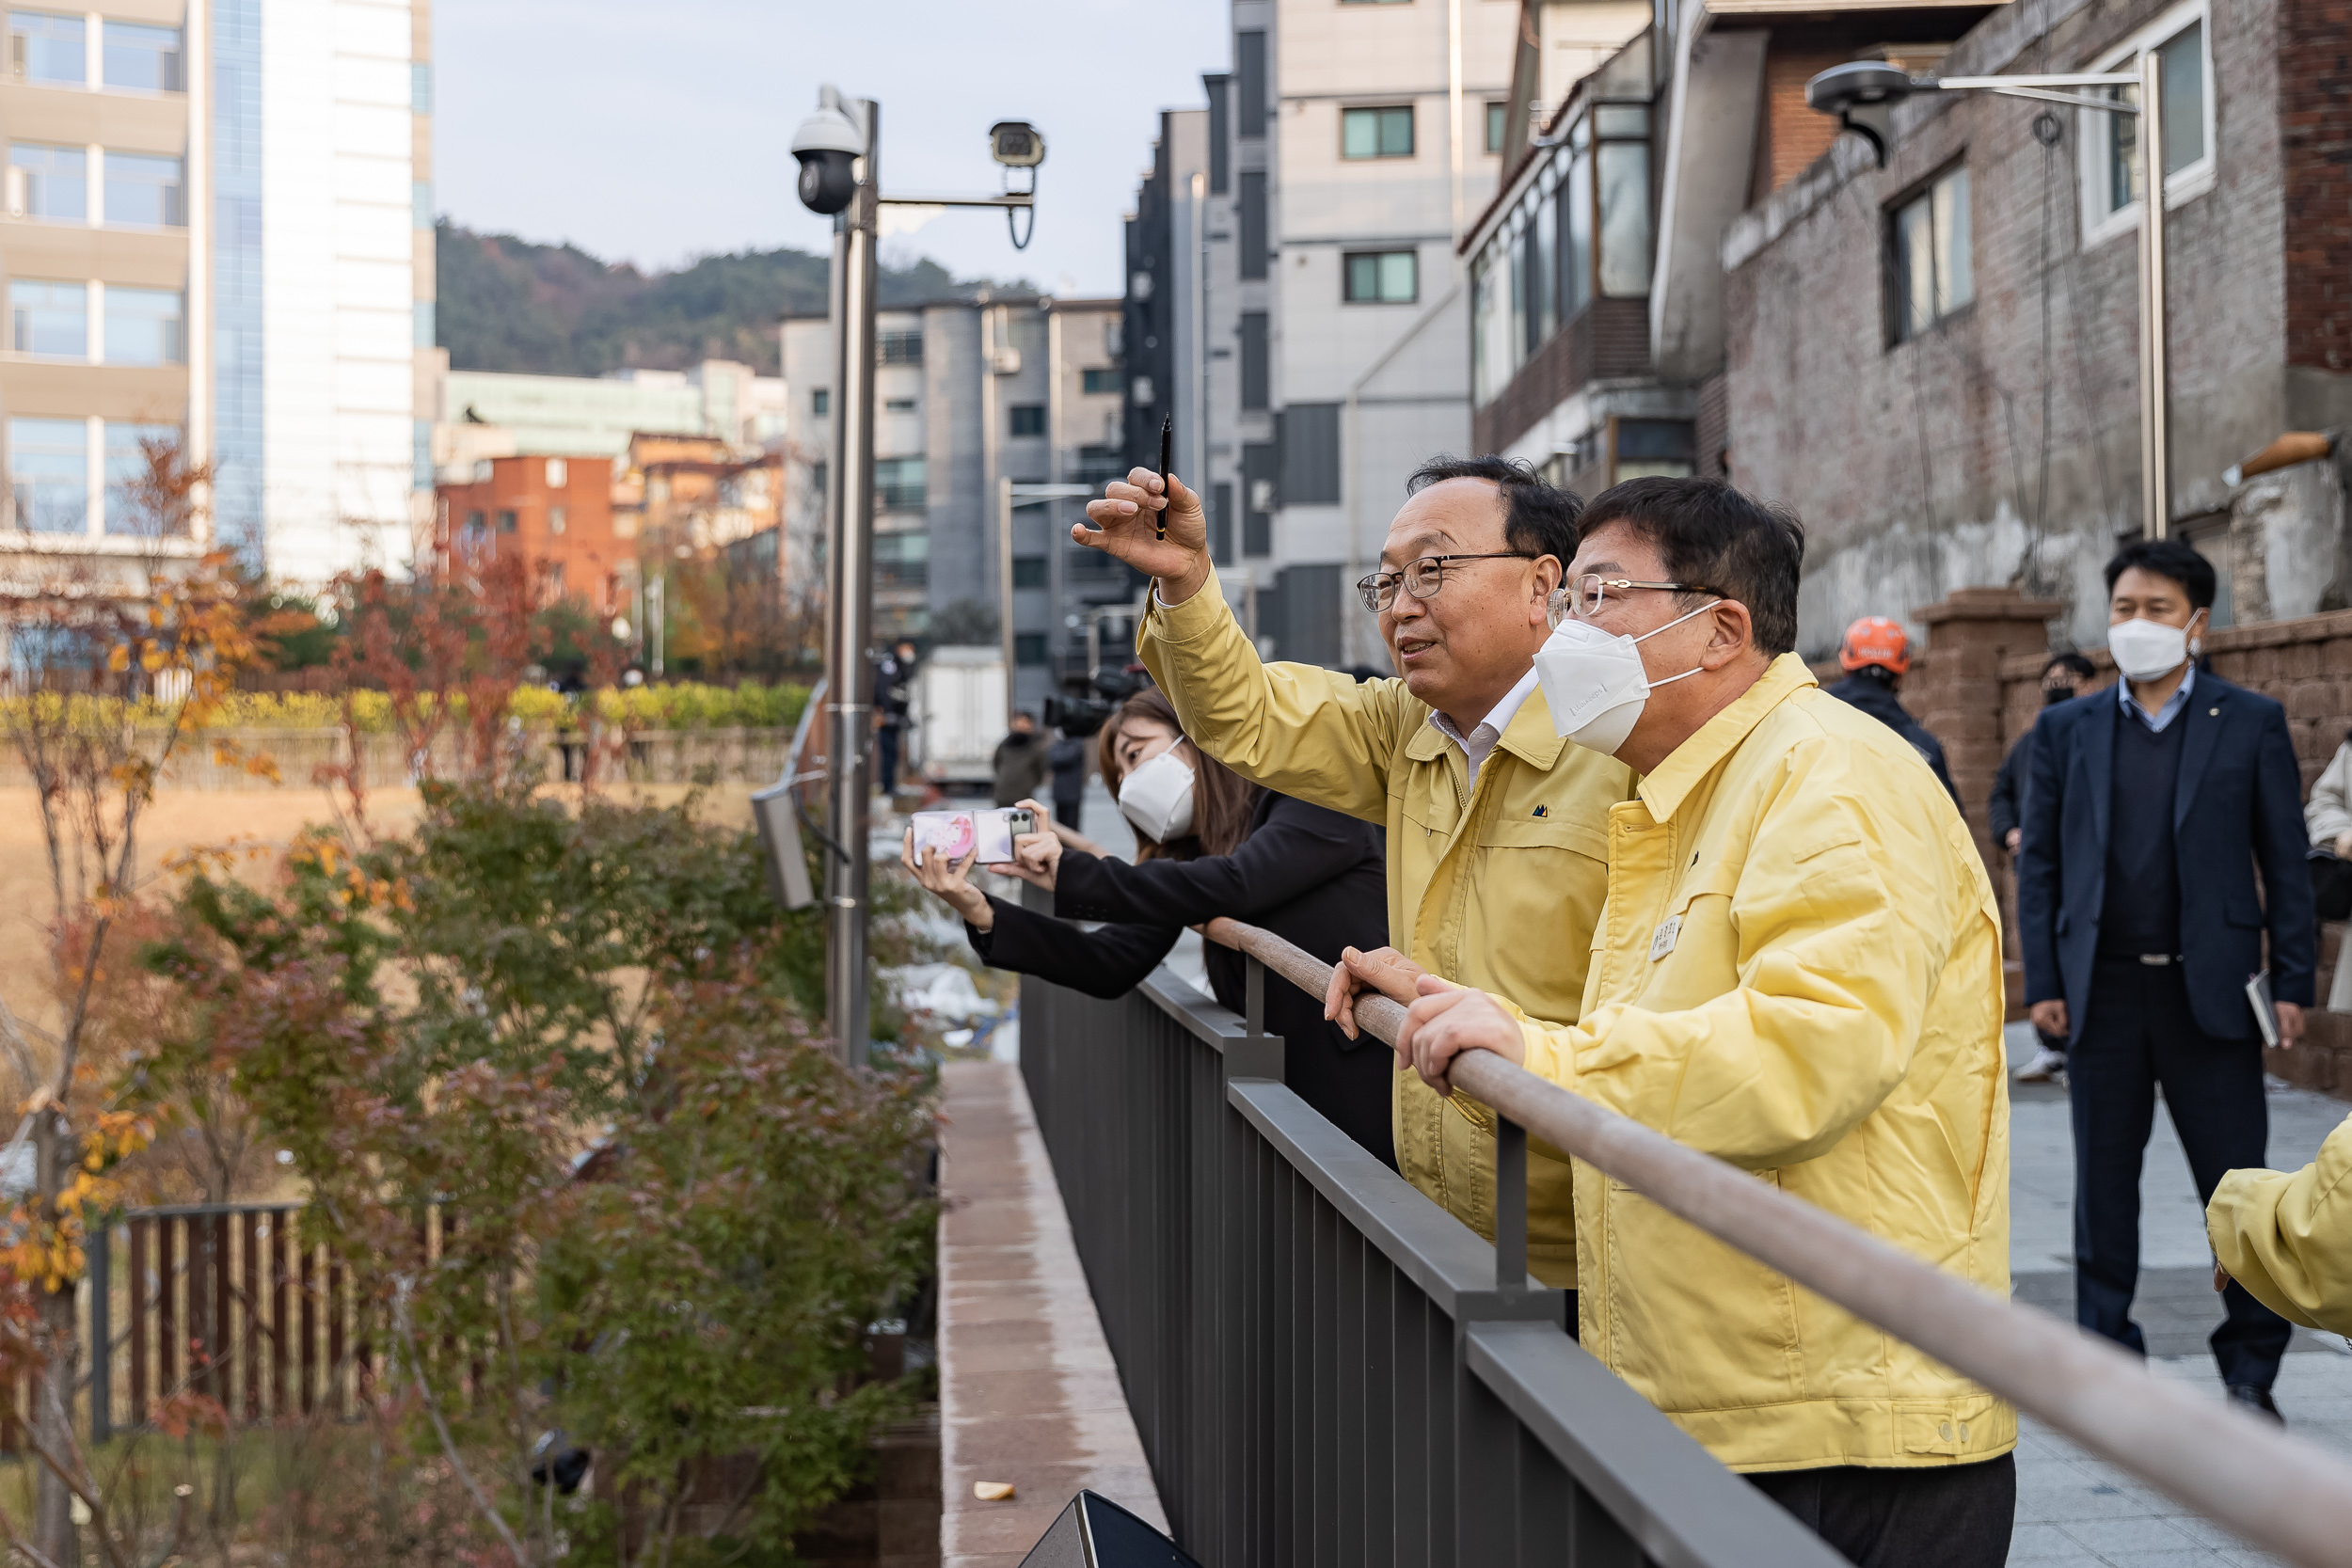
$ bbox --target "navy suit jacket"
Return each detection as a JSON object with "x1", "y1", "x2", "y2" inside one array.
[{"x1": 2016, "y1": 671, "x2": 2315, "y2": 1043}]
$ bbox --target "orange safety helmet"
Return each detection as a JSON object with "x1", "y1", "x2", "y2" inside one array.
[{"x1": 1838, "y1": 616, "x2": 1912, "y2": 674}]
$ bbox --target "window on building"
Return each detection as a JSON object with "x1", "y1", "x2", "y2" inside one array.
[
  {"x1": 546, "y1": 457, "x2": 567, "y2": 488},
  {"x1": 1239, "y1": 312, "x2": 1268, "y2": 410},
  {"x1": 1009, "y1": 404, "x2": 1047, "y2": 436},
  {"x1": 465, "y1": 510, "x2": 485, "y2": 533},
  {"x1": 103, "y1": 420, "x2": 180, "y2": 534},
  {"x1": 104, "y1": 286, "x2": 183, "y2": 365},
  {"x1": 413, "y1": 180, "x2": 433, "y2": 230},
  {"x1": 1596, "y1": 141, "x2": 1651, "y2": 297},
  {"x1": 2098, "y1": 15, "x2": 2208, "y2": 219},
  {"x1": 9, "y1": 416, "x2": 87, "y2": 533},
  {"x1": 8, "y1": 10, "x2": 82, "y2": 84},
  {"x1": 876, "y1": 456, "x2": 928, "y2": 511},
  {"x1": 1239, "y1": 170, "x2": 1268, "y2": 279},
  {"x1": 102, "y1": 21, "x2": 180, "y2": 91},
  {"x1": 1613, "y1": 420, "x2": 1697, "y2": 483},
  {"x1": 10, "y1": 279, "x2": 85, "y2": 357},
  {"x1": 1236, "y1": 30, "x2": 1266, "y2": 141},
  {"x1": 103, "y1": 151, "x2": 184, "y2": 227},
  {"x1": 1014, "y1": 632, "x2": 1049, "y2": 666},
  {"x1": 1342, "y1": 106, "x2": 1415, "y2": 160},
  {"x1": 8, "y1": 142, "x2": 86, "y2": 220},
  {"x1": 497, "y1": 510, "x2": 518, "y2": 533},
  {"x1": 1081, "y1": 368, "x2": 1120, "y2": 395},
  {"x1": 1012, "y1": 556, "x2": 1047, "y2": 589},
  {"x1": 1486, "y1": 102, "x2": 1508, "y2": 154},
  {"x1": 812, "y1": 388, "x2": 830, "y2": 416},
  {"x1": 884, "y1": 396, "x2": 917, "y2": 414},
  {"x1": 1343, "y1": 250, "x2": 1419, "y2": 304},
  {"x1": 1889, "y1": 164, "x2": 1972, "y2": 342},
  {"x1": 877, "y1": 330, "x2": 924, "y2": 366},
  {"x1": 549, "y1": 506, "x2": 567, "y2": 535},
  {"x1": 874, "y1": 530, "x2": 929, "y2": 588},
  {"x1": 1073, "y1": 446, "x2": 1124, "y2": 487}
]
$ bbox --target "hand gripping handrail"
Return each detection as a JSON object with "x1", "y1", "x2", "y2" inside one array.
[{"x1": 1201, "y1": 917, "x2": 2352, "y2": 1568}]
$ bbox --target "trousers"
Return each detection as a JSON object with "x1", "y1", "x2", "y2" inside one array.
[
  {"x1": 1748, "y1": 1453, "x2": 2013, "y2": 1568},
  {"x1": 2071, "y1": 958, "x2": 2292, "y2": 1386}
]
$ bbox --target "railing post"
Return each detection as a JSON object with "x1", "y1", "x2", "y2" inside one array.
[
  {"x1": 88, "y1": 1222, "x2": 110, "y2": 1447},
  {"x1": 1493, "y1": 1117, "x2": 1528, "y2": 1291},
  {"x1": 1224, "y1": 957, "x2": 1284, "y2": 1083}
]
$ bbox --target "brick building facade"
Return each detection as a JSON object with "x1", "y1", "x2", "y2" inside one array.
[
  {"x1": 1723, "y1": 0, "x2": 2352, "y2": 658},
  {"x1": 431, "y1": 454, "x2": 628, "y2": 618}
]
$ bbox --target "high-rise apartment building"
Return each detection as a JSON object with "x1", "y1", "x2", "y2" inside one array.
[
  {"x1": 0, "y1": 0, "x2": 435, "y2": 591},
  {"x1": 782, "y1": 294, "x2": 1126, "y2": 714},
  {"x1": 1128, "y1": 1, "x2": 1647, "y2": 667}
]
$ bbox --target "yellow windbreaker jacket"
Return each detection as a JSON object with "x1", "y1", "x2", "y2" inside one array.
[
  {"x1": 1502, "y1": 655, "x2": 2015, "y2": 1472},
  {"x1": 2208, "y1": 1110, "x2": 2352, "y2": 1336},
  {"x1": 1138, "y1": 568, "x2": 1635, "y2": 1284}
]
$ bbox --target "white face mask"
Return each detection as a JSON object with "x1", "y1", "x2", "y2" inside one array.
[
  {"x1": 2106, "y1": 614, "x2": 2200, "y2": 682},
  {"x1": 1117, "y1": 748, "x2": 1196, "y2": 843},
  {"x1": 1533, "y1": 598, "x2": 1720, "y2": 755}
]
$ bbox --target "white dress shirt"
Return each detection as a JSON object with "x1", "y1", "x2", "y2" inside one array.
[{"x1": 1427, "y1": 664, "x2": 1542, "y2": 794}]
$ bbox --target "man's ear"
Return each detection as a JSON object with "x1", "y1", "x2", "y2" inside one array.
[{"x1": 1702, "y1": 600, "x2": 1756, "y2": 668}]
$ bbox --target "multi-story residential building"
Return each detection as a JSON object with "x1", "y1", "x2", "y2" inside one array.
[
  {"x1": 781, "y1": 294, "x2": 1125, "y2": 714},
  {"x1": 0, "y1": 0, "x2": 437, "y2": 592},
  {"x1": 1719, "y1": 0, "x2": 2352, "y2": 652},
  {"x1": 433, "y1": 360, "x2": 787, "y2": 470},
  {"x1": 1127, "y1": 1, "x2": 1644, "y2": 668},
  {"x1": 428, "y1": 452, "x2": 623, "y2": 617}
]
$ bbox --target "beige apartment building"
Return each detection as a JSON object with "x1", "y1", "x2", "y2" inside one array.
[{"x1": 1, "y1": 0, "x2": 437, "y2": 600}]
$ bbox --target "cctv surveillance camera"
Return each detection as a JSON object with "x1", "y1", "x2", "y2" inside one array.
[
  {"x1": 792, "y1": 97, "x2": 866, "y2": 216},
  {"x1": 1804, "y1": 61, "x2": 1920, "y2": 117},
  {"x1": 989, "y1": 120, "x2": 1045, "y2": 169}
]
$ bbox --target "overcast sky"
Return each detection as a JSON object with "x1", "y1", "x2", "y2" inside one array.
[{"x1": 435, "y1": 0, "x2": 1232, "y2": 296}]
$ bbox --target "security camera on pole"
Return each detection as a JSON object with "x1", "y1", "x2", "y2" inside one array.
[
  {"x1": 1805, "y1": 55, "x2": 2174, "y2": 538},
  {"x1": 789, "y1": 87, "x2": 1044, "y2": 1065}
]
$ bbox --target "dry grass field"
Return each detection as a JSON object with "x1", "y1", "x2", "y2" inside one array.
[{"x1": 0, "y1": 779, "x2": 762, "y2": 1050}]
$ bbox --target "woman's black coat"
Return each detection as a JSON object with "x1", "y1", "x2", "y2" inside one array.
[{"x1": 966, "y1": 790, "x2": 1393, "y2": 1166}]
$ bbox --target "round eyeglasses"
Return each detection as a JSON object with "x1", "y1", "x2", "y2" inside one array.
[
  {"x1": 1545, "y1": 574, "x2": 1724, "y2": 628},
  {"x1": 1354, "y1": 553, "x2": 1537, "y2": 613}
]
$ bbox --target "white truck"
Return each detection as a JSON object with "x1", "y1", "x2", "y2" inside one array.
[{"x1": 910, "y1": 646, "x2": 1008, "y2": 791}]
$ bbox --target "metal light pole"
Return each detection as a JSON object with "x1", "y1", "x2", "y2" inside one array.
[
  {"x1": 791, "y1": 89, "x2": 1043, "y2": 1062},
  {"x1": 1807, "y1": 58, "x2": 2172, "y2": 537},
  {"x1": 822, "y1": 95, "x2": 882, "y2": 1066}
]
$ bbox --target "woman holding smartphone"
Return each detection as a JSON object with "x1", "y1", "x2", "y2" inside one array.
[{"x1": 902, "y1": 688, "x2": 1394, "y2": 1166}]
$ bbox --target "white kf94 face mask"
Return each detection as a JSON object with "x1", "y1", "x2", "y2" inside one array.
[
  {"x1": 1533, "y1": 598, "x2": 1720, "y2": 756},
  {"x1": 1117, "y1": 748, "x2": 1197, "y2": 843},
  {"x1": 2106, "y1": 615, "x2": 2198, "y2": 682}
]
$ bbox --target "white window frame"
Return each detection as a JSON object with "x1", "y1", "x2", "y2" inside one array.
[{"x1": 2076, "y1": 0, "x2": 2216, "y2": 250}]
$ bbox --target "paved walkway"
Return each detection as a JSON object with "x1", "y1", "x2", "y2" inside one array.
[
  {"x1": 2002, "y1": 1023, "x2": 2352, "y2": 1566},
  {"x1": 935, "y1": 1058, "x2": 1168, "y2": 1568}
]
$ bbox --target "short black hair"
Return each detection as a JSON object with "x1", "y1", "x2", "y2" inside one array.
[
  {"x1": 2043, "y1": 653, "x2": 2096, "y2": 681},
  {"x1": 1405, "y1": 454, "x2": 1583, "y2": 570},
  {"x1": 1574, "y1": 477, "x2": 1806, "y2": 657},
  {"x1": 2104, "y1": 538, "x2": 2215, "y2": 610}
]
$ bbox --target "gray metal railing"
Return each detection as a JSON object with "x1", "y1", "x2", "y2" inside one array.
[
  {"x1": 1018, "y1": 951, "x2": 1843, "y2": 1567},
  {"x1": 1023, "y1": 914, "x2": 2352, "y2": 1568}
]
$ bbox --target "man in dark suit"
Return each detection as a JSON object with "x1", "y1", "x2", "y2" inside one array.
[{"x1": 2017, "y1": 539, "x2": 2313, "y2": 1420}]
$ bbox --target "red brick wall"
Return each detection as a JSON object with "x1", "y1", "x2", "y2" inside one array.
[
  {"x1": 1753, "y1": 44, "x2": 1851, "y2": 202},
  {"x1": 2280, "y1": 0, "x2": 2352, "y2": 371}
]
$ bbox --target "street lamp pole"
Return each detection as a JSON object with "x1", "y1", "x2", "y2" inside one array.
[
  {"x1": 1807, "y1": 58, "x2": 2171, "y2": 537},
  {"x1": 823, "y1": 95, "x2": 882, "y2": 1066}
]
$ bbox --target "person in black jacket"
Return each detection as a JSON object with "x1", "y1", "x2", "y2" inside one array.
[
  {"x1": 1988, "y1": 652, "x2": 2096, "y2": 1083},
  {"x1": 1824, "y1": 616, "x2": 1962, "y2": 807},
  {"x1": 902, "y1": 687, "x2": 1395, "y2": 1165}
]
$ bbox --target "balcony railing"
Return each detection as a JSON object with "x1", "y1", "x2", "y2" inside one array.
[{"x1": 1019, "y1": 908, "x2": 2352, "y2": 1568}]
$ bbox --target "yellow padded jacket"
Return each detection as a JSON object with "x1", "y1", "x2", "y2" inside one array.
[
  {"x1": 1502, "y1": 656, "x2": 2015, "y2": 1472},
  {"x1": 2208, "y1": 1109, "x2": 2352, "y2": 1337},
  {"x1": 1138, "y1": 568, "x2": 1635, "y2": 1285}
]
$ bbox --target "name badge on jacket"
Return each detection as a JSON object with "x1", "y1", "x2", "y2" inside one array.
[{"x1": 1650, "y1": 914, "x2": 1681, "y2": 961}]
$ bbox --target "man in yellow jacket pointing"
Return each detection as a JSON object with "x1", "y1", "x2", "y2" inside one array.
[{"x1": 1391, "y1": 479, "x2": 2015, "y2": 1568}]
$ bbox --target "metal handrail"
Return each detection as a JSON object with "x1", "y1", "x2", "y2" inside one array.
[{"x1": 1201, "y1": 917, "x2": 2352, "y2": 1568}]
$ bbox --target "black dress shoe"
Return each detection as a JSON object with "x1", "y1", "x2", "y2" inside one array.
[{"x1": 2226, "y1": 1384, "x2": 2283, "y2": 1423}]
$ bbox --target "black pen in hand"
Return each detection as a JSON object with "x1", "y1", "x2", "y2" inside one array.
[{"x1": 1156, "y1": 414, "x2": 1173, "y2": 542}]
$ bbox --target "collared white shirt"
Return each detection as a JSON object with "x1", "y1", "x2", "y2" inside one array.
[
  {"x1": 2120, "y1": 662, "x2": 2196, "y2": 734},
  {"x1": 1428, "y1": 664, "x2": 1542, "y2": 793}
]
